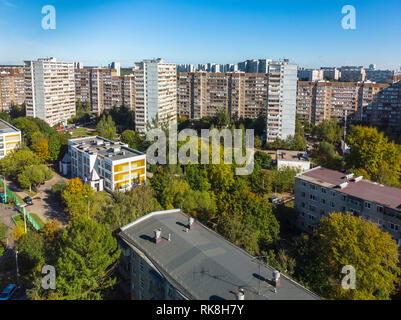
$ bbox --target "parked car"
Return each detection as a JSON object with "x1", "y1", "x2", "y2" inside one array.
[
  {"x1": 269, "y1": 196, "x2": 280, "y2": 204},
  {"x1": 0, "y1": 284, "x2": 17, "y2": 300},
  {"x1": 23, "y1": 196, "x2": 33, "y2": 205}
]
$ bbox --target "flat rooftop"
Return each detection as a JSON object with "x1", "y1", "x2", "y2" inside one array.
[
  {"x1": 0, "y1": 119, "x2": 20, "y2": 134},
  {"x1": 277, "y1": 150, "x2": 309, "y2": 163},
  {"x1": 119, "y1": 210, "x2": 319, "y2": 300},
  {"x1": 298, "y1": 167, "x2": 401, "y2": 212},
  {"x1": 69, "y1": 136, "x2": 144, "y2": 161}
]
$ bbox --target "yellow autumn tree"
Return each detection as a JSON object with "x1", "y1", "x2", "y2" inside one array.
[
  {"x1": 32, "y1": 138, "x2": 50, "y2": 163},
  {"x1": 303, "y1": 213, "x2": 400, "y2": 300},
  {"x1": 62, "y1": 178, "x2": 94, "y2": 218}
]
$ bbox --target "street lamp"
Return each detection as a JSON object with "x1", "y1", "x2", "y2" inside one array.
[
  {"x1": 15, "y1": 250, "x2": 19, "y2": 285},
  {"x1": 20, "y1": 204, "x2": 27, "y2": 233}
]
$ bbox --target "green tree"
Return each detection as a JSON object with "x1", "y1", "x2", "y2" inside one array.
[
  {"x1": 0, "y1": 148, "x2": 40, "y2": 179},
  {"x1": 48, "y1": 133, "x2": 62, "y2": 161},
  {"x1": 18, "y1": 164, "x2": 53, "y2": 191},
  {"x1": 296, "y1": 213, "x2": 401, "y2": 300},
  {"x1": 17, "y1": 231, "x2": 45, "y2": 276},
  {"x1": 121, "y1": 130, "x2": 144, "y2": 150},
  {"x1": 184, "y1": 163, "x2": 211, "y2": 191},
  {"x1": 96, "y1": 115, "x2": 116, "y2": 141},
  {"x1": 55, "y1": 216, "x2": 120, "y2": 300},
  {"x1": 96, "y1": 185, "x2": 161, "y2": 230},
  {"x1": 312, "y1": 119, "x2": 342, "y2": 144},
  {"x1": 346, "y1": 126, "x2": 401, "y2": 186},
  {"x1": 271, "y1": 166, "x2": 300, "y2": 193}
]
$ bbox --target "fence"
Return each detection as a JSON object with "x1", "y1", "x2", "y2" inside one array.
[{"x1": 0, "y1": 177, "x2": 42, "y2": 231}]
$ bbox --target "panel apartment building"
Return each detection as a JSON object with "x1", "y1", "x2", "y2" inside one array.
[
  {"x1": 177, "y1": 60, "x2": 297, "y2": 142},
  {"x1": 294, "y1": 167, "x2": 401, "y2": 246},
  {"x1": 65, "y1": 136, "x2": 146, "y2": 192},
  {"x1": 296, "y1": 80, "x2": 401, "y2": 133},
  {"x1": 0, "y1": 69, "x2": 25, "y2": 112},
  {"x1": 74, "y1": 68, "x2": 135, "y2": 115},
  {"x1": 118, "y1": 209, "x2": 319, "y2": 300},
  {"x1": 24, "y1": 58, "x2": 75, "y2": 127},
  {"x1": 133, "y1": 59, "x2": 177, "y2": 132}
]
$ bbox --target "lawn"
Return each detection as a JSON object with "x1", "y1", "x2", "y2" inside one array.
[
  {"x1": 71, "y1": 127, "x2": 96, "y2": 138},
  {"x1": 29, "y1": 213, "x2": 45, "y2": 229},
  {"x1": 11, "y1": 213, "x2": 45, "y2": 230}
]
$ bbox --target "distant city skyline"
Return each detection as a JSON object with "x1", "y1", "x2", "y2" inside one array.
[{"x1": 0, "y1": 0, "x2": 400, "y2": 70}]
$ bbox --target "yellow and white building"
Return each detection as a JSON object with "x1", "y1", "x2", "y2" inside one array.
[
  {"x1": 65, "y1": 136, "x2": 146, "y2": 192},
  {"x1": 0, "y1": 119, "x2": 21, "y2": 158}
]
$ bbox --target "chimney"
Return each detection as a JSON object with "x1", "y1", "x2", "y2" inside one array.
[
  {"x1": 188, "y1": 217, "x2": 195, "y2": 230},
  {"x1": 236, "y1": 289, "x2": 245, "y2": 300},
  {"x1": 154, "y1": 228, "x2": 162, "y2": 244},
  {"x1": 272, "y1": 270, "x2": 281, "y2": 288}
]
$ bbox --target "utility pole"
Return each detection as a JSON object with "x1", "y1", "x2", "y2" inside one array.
[{"x1": 343, "y1": 110, "x2": 348, "y2": 142}]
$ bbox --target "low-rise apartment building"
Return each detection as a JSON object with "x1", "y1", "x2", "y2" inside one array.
[
  {"x1": 66, "y1": 136, "x2": 146, "y2": 192},
  {"x1": 118, "y1": 209, "x2": 319, "y2": 300},
  {"x1": 294, "y1": 167, "x2": 401, "y2": 246},
  {"x1": 0, "y1": 119, "x2": 21, "y2": 159}
]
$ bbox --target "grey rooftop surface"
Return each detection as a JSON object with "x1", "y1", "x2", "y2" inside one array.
[
  {"x1": 119, "y1": 210, "x2": 319, "y2": 300},
  {"x1": 277, "y1": 150, "x2": 309, "y2": 163},
  {"x1": 70, "y1": 136, "x2": 144, "y2": 161},
  {"x1": 0, "y1": 119, "x2": 20, "y2": 134}
]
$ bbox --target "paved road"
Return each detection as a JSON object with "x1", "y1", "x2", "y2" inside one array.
[
  {"x1": 9, "y1": 172, "x2": 69, "y2": 226},
  {"x1": 0, "y1": 204, "x2": 18, "y2": 249}
]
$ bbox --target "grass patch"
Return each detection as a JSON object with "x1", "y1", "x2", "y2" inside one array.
[
  {"x1": 71, "y1": 127, "x2": 96, "y2": 138},
  {"x1": 11, "y1": 214, "x2": 25, "y2": 229},
  {"x1": 29, "y1": 213, "x2": 45, "y2": 229}
]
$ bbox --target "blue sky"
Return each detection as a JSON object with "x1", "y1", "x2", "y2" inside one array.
[{"x1": 0, "y1": 0, "x2": 400, "y2": 69}]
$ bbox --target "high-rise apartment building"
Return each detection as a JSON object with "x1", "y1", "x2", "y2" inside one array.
[
  {"x1": 296, "y1": 80, "x2": 401, "y2": 133},
  {"x1": 133, "y1": 59, "x2": 177, "y2": 132},
  {"x1": 74, "y1": 68, "x2": 135, "y2": 115},
  {"x1": 265, "y1": 60, "x2": 297, "y2": 142},
  {"x1": 24, "y1": 58, "x2": 75, "y2": 126},
  {"x1": 108, "y1": 61, "x2": 121, "y2": 76},
  {"x1": 177, "y1": 60, "x2": 297, "y2": 142},
  {"x1": 177, "y1": 72, "x2": 267, "y2": 120},
  {"x1": 340, "y1": 66, "x2": 366, "y2": 82},
  {"x1": 298, "y1": 68, "x2": 324, "y2": 82},
  {"x1": 0, "y1": 70, "x2": 25, "y2": 112},
  {"x1": 320, "y1": 67, "x2": 341, "y2": 81}
]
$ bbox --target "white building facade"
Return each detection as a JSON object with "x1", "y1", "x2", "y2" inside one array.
[
  {"x1": 134, "y1": 59, "x2": 177, "y2": 132},
  {"x1": 266, "y1": 60, "x2": 297, "y2": 142},
  {"x1": 24, "y1": 58, "x2": 76, "y2": 127}
]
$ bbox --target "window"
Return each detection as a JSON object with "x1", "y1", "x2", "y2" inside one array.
[
  {"x1": 302, "y1": 182, "x2": 307, "y2": 187},
  {"x1": 301, "y1": 202, "x2": 306, "y2": 208},
  {"x1": 301, "y1": 192, "x2": 306, "y2": 198},
  {"x1": 377, "y1": 205, "x2": 384, "y2": 213},
  {"x1": 310, "y1": 184, "x2": 317, "y2": 191},
  {"x1": 331, "y1": 202, "x2": 335, "y2": 208},
  {"x1": 365, "y1": 201, "x2": 371, "y2": 209},
  {"x1": 331, "y1": 191, "x2": 336, "y2": 197},
  {"x1": 309, "y1": 194, "x2": 317, "y2": 202},
  {"x1": 342, "y1": 195, "x2": 346, "y2": 201},
  {"x1": 321, "y1": 199, "x2": 326, "y2": 205},
  {"x1": 389, "y1": 223, "x2": 400, "y2": 232},
  {"x1": 377, "y1": 219, "x2": 382, "y2": 227},
  {"x1": 321, "y1": 188, "x2": 327, "y2": 194}
]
